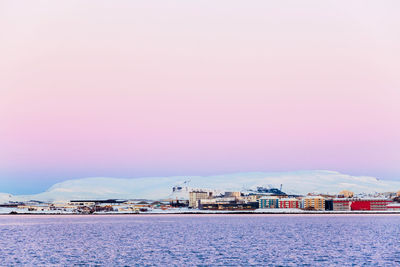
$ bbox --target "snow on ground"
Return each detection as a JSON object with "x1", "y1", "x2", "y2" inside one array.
[{"x1": 1, "y1": 208, "x2": 400, "y2": 215}]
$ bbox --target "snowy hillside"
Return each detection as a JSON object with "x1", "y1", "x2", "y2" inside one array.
[
  {"x1": 0, "y1": 193, "x2": 13, "y2": 204},
  {"x1": 1, "y1": 171, "x2": 400, "y2": 203}
]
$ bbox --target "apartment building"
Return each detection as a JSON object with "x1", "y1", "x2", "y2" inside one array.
[
  {"x1": 303, "y1": 196, "x2": 325, "y2": 210},
  {"x1": 258, "y1": 197, "x2": 279, "y2": 209},
  {"x1": 279, "y1": 198, "x2": 300, "y2": 209}
]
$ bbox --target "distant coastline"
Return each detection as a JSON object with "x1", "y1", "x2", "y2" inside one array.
[{"x1": 2, "y1": 211, "x2": 400, "y2": 215}]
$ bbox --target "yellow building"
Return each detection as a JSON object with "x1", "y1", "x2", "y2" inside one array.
[
  {"x1": 339, "y1": 190, "x2": 354, "y2": 198},
  {"x1": 397, "y1": 191, "x2": 400, "y2": 197},
  {"x1": 303, "y1": 196, "x2": 325, "y2": 210},
  {"x1": 224, "y1": 192, "x2": 241, "y2": 198}
]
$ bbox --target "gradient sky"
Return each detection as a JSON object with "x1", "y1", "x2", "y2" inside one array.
[{"x1": 1, "y1": 1, "x2": 400, "y2": 194}]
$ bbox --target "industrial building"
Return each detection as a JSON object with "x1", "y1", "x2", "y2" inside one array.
[
  {"x1": 198, "y1": 198, "x2": 258, "y2": 210},
  {"x1": 189, "y1": 191, "x2": 213, "y2": 209},
  {"x1": 332, "y1": 199, "x2": 351, "y2": 211},
  {"x1": 387, "y1": 203, "x2": 400, "y2": 211},
  {"x1": 326, "y1": 198, "x2": 393, "y2": 211},
  {"x1": 350, "y1": 198, "x2": 392, "y2": 211}
]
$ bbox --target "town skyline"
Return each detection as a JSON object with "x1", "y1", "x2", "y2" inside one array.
[{"x1": 1, "y1": 170, "x2": 399, "y2": 203}]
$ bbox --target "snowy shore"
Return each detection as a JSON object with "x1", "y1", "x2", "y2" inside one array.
[{"x1": 1, "y1": 208, "x2": 400, "y2": 215}]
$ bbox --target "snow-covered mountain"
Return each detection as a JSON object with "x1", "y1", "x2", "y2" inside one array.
[
  {"x1": 1, "y1": 170, "x2": 400, "y2": 203},
  {"x1": 0, "y1": 193, "x2": 13, "y2": 204}
]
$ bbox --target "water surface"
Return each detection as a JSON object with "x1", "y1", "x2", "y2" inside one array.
[{"x1": 0, "y1": 214, "x2": 399, "y2": 266}]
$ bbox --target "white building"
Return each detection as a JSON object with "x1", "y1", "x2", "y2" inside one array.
[{"x1": 189, "y1": 191, "x2": 213, "y2": 209}]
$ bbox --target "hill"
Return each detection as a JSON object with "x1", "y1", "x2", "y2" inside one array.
[{"x1": 1, "y1": 170, "x2": 399, "y2": 203}]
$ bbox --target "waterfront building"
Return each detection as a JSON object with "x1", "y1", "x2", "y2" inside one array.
[
  {"x1": 117, "y1": 206, "x2": 139, "y2": 212},
  {"x1": 242, "y1": 194, "x2": 260, "y2": 202},
  {"x1": 52, "y1": 201, "x2": 78, "y2": 209},
  {"x1": 189, "y1": 191, "x2": 212, "y2": 208},
  {"x1": 69, "y1": 201, "x2": 96, "y2": 207},
  {"x1": 258, "y1": 197, "x2": 279, "y2": 209},
  {"x1": 299, "y1": 199, "x2": 305, "y2": 209},
  {"x1": 329, "y1": 198, "x2": 393, "y2": 211},
  {"x1": 303, "y1": 196, "x2": 325, "y2": 210},
  {"x1": 17, "y1": 204, "x2": 51, "y2": 212},
  {"x1": 278, "y1": 198, "x2": 299, "y2": 209},
  {"x1": 325, "y1": 199, "x2": 333, "y2": 211},
  {"x1": 169, "y1": 199, "x2": 189, "y2": 208},
  {"x1": 387, "y1": 203, "x2": 400, "y2": 211},
  {"x1": 332, "y1": 199, "x2": 351, "y2": 211},
  {"x1": 198, "y1": 198, "x2": 258, "y2": 210},
  {"x1": 350, "y1": 198, "x2": 392, "y2": 211}
]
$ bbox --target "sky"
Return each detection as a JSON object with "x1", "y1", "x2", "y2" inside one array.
[{"x1": 1, "y1": 1, "x2": 400, "y2": 194}]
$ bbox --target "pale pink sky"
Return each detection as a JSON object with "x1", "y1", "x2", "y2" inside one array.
[{"x1": 1, "y1": 1, "x2": 399, "y2": 193}]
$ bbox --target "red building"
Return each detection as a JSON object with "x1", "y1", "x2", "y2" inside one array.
[
  {"x1": 350, "y1": 199, "x2": 392, "y2": 211},
  {"x1": 387, "y1": 203, "x2": 400, "y2": 211},
  {"x1": 332, "y1": 199, "x2": 351, "y2": 211},
  {"x1": 279, "y1": 198, "x2": 300, "y2": 209}
]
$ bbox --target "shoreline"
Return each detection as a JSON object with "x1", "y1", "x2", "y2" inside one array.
[{"x1": 2, "y1": 211, "x2": 400, "y2": 215}]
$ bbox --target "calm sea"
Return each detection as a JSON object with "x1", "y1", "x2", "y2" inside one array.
[{"x1": 0, "y1": 214, "x2": 399, "y2": 266}]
